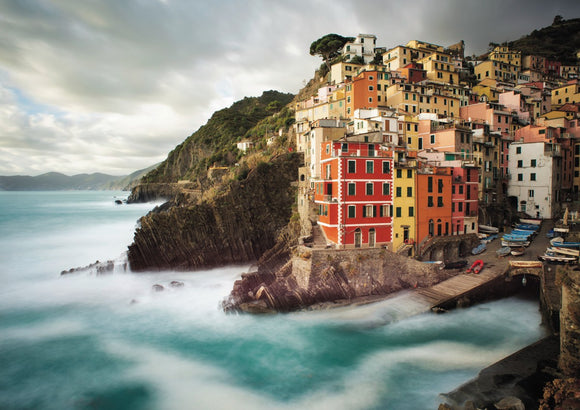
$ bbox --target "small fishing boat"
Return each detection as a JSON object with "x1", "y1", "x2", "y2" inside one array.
[
  {"x1": 546, "y1": 229, "x2": 555, "y2": 238},
  {"x1": 502, "y1": 240, "x2": 530, "y2": 248},
  {"x1": 471, "y1": 242, "x2": 487, "y2": 255},
  {"x1": 478, "y1": 224, "x2": 499, "y2": 234},
  {"x1": 442, "y1": 260, "x2": 468, "y2": 270},
  {"x1": 514, "y1": 224, "x2": 540, "y2": 231},
  {"x1": 510, "y1": 247, "x2": 526, "y2": 256},
  {"x1": 466, "y1": 259, "x2": 484, "y2": 274},
  {"x1": 538, "y1": 252, "x2": 577, "y2": 264},
  {"x1": 512, "y1": 229, "x2": 535, "y2": 237},
  {"x1": 509, "y1": 260, "x2": 543, "y2": 269},
  {"x1": 496, "y1": 246, "x2": 511, "y2": 257},
  {"x1": 550, "y1": 237, "x2": 580, "y2": 249},
  {"x1": 519, "y1": 218, "x2": 542, "y2": 226},
  {"x1": 481, "y1": 234, "x2": 498, "y2": 244},
  {"x1": 547, "y1": 247, "x2": 580, "y2": 257},
  {"x1": 502, "y1": 234, "x2": 531, "y2": 242}
]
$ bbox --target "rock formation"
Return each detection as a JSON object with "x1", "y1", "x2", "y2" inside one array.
[
  {"x1": 223, "y1": 245, "x2": 456, "y2": 313},
  {"x1": 127, "y1": 153, "x2": 301, "y2": 271}
]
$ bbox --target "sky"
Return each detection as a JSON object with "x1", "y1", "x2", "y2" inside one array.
[{"x1": 1, "y1": 0, "x2": 579, "y2": 176}]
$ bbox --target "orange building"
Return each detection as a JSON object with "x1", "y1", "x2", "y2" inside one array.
[
  {"x1": 345, "y1": 69, "x2": 390, "y2": 117},
  {"x1": 415, "y1": 167, "x2": 453, "y2": 245}
]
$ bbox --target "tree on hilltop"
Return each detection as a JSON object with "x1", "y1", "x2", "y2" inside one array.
[{"x1": 310, "y1": 34, "x2": 354, "y2": 72}]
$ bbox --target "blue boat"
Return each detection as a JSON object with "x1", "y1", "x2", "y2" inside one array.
[
  {"x1": 550, "y1": 237, "x2": 580, "y2": 249},
  {"x1": 502, "y1": 234, "x2": 530, "y2": 241},
  {"x1": 511, "y1": 230, "x2": 534, "y2": 238},
  {"x1": 471, "y1": 242, "x2": 487, "y2": 255},
  {"x1": 515, "y1": 224, "x2": 540, "y2": 231}
]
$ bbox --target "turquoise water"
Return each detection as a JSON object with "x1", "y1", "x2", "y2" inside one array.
[{"x1": 0, "y1": 191, "x2": 547, "y2": 410}]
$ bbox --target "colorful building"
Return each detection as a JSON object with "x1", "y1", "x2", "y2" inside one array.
[{"x1": 314, "y1": 139, "x2": 394, "y2": 248}]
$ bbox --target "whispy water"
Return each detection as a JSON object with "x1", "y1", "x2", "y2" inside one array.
[{"x1": 0, "y1": 191, "x2": 547, "y2": 410}]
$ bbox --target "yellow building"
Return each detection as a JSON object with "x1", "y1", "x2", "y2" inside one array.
[
  {"x1": 405, "y1": 40, "x2": 445, "y2": 55},
  {"x1": 417, "y1": 52, "x2": 459, "y2": 85},
  {"x1": 386, "y1": 82, "x2": 461, "y2": 117},
  {"x1": 474, "y1": 60, "x2": 518, "y2": 84},
  {"x1": 329, "y1": 61, "x2": 363, "y2": 85},
  {"x1": 489, "y1": 46, "x2": 522, "y2": 68},
  {"x1": 398, "y1": 114, "x2": 419, "y2": 152},
  {"x1": 392, "y1": 159, "x2": 417, "y2": 255},
  {"x1": 382, "y1": 45, "x2": 414, "y2": 71},
  {"x1": 551, "y1": 81, "x2": 580, "y2": 108},
  {"x1": 328, "y1": 88, "x2": 347, "y2": 119}
]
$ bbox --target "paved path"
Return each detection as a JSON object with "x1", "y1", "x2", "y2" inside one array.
[{"x1": 415, "y1": 220, "x2": 554, "y2": 309}]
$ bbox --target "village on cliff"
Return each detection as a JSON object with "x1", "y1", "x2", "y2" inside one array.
[{"x1": 272, "y1": 33, "x2": 580, "y2": 259}]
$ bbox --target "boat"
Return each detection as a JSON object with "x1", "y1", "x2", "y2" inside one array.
[
  {"x1": 547, "y1": 247, "x2": 580, "y2": 257},
  {"x1": 478, "y1": 224, "x2": 499, "y2": 234},
  {"x1": 546, "y1": 229, "x2": 555, "y2": 238},
  {"x1": 442, "y1": 260, "x2": 468, "y2": 270},
  {"x1": 466, "y1": 259, "x2": 484, "y2": 274},
  {"x1": 538, "y1": 252, "x2": 577, "y2": 264},
  {"x1": 481, "y1": 234, "x2": 498, "y2": 244},
  {"x1": 514, "y1": 224, "x2": 540, "y2": 231},
  {"x1": 550, "y1": 237, "x2": 580, "y2": 249},
  {"x1": 502, "y1": 235, "x2": 531, "y2": 242},
  {"x1": 511, "y1": 229, "x2": 535, "y2": 237},
  {"x1": 519, "y1": 218, "x2": 542, "y2": 226},
  {"x1": 471, "y1": 242, "x2": 487, "y2": 255},
  {"x1": 502, "y1": 240, "x2": 530, "y2": 248},
  {"x1": 510, "y1": 247, "x2": 526, "y2": 256},
  {"x1": 496, "y1": 246, "x2": 511, "y2": 257}
]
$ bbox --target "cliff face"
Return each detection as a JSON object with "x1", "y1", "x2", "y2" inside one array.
[{"x1": 127, "y1": 153, "x2": 301, "y2": 271}]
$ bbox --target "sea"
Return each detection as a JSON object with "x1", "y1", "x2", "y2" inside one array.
[{"x1": 0, "y1": 191, "x2": 548, "y2": 410}]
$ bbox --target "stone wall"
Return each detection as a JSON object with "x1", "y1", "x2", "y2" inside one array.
[{"x1": 559, "y1": 268, "x2": 580, "y2": 376}]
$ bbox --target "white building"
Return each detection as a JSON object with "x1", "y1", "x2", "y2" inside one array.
[
  {"x1": 507, "y1": 141, "x2": 563, "y2": 219},
  {"x1": 342, "y1": 34, "x2": 377, "y2": 64}
]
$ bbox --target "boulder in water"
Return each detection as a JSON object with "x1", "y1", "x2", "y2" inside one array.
[{"x1": 152, "y1": 284, "x2": 165, "y2": 292}]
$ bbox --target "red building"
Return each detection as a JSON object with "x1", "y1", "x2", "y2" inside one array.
[
  {"x1": 451, "y1": 166, "x2": 479, "y2": 235},
  {"x1": 314, "y1": 139, "x2": 394, "y2": 248}
]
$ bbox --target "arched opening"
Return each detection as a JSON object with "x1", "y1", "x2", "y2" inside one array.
[{"x1": 429, "y1": 219, "x2": 434, "y2": 236}]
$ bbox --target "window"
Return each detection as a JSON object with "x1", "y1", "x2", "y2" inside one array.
[
  {"x1": 396, "y1": 207, "x2": 402, "y2": 217},
  {"x1": 363, "y1": 205, "x2": 375, "y2": 218},
  {"x1": 382, "y1": 183, "x2": 390, "y2": 195},
  {"x1": 396, "y1": 187, "x2": 402, "y2": 197},
  {"x1": 407, "y1": 169, "x2": 412, "y2": 178},
  {"x1": 348, "y1": 205, "x2": 356, "y2": 218},
  {"x1": 396, "y1": 169, "x2": 402, "y2": 178},
  {"x1": 437, "y1": 197, "x2": 444, "y2": 207},
  {"x1": 383, "y1": 161, "x2": 390, "y2": 174},
  {"x1": 408, "y1": 207, "x2": 414, "y2": 217},
  {"x1": 348, "y1": 160, "x2": 356, "y2": 173},
  {"x1": 407, "y1": 187, "x2": 412, "y2": 197},
  {"x1": 531, "y1": 159, "x2": 536, "y2": 167},
  {"x1": 430, "y1": 134, "x2": 435, "y2": 144},
  {"x1": 529, "y1": 189, "x2": 534, "y2": 198},
  {"x1": 517, "y1": 160, "x2": 523, "y2": 168},
  {"x1": 341, "y1": 143, "x2": 348, "y2": 153},
  {"x1": 428, "y1": 196, "x2": 434, "y2": 207},
  {"x1": 366, "y1": 183, "x2": 374, "y2": 195},
  {"x1": 438, "y1": 179, "x2": 443, "y2": 193},
  {"x1": 458, "y1": 202, "x2": 463, "y2": 212},
  {"x1": 348, "y1": 183, "x2": 356, "y2": 196},
  {"x1": 516, "y1": 146, "x2": 521, "y2": 154},
  {"x1": 369, "y1": 86, "x2": 374, "y2": 91},
  {"x1": 428, "y1": 176, "x2": 433, "y2": 192},
  {"x1": 368, "y1": 145, "x2": 375, "y2": 157},
  {"x1": 518, "y1": 173, "x2": 523, "y2": 181},
  {"x1": 366, "y1": 161, "x2": 374, "y2": 174},
  {"x1": 530, "y1": 173, "x2": 536, "y2": 181},
  {"x1": 380, "y1": 205, "x2": 391, "y2": 217}
]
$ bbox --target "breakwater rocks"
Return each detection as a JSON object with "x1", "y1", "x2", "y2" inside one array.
[
  {"x1": 222, "y1": 246, "x2": 457, "y2": 313},
  {"x1": 127, "y1": 153, "x2": 301, "y2": 271}
]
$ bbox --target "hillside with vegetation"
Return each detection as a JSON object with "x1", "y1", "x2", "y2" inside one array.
[
  {"x1": 507, "y1": 16, "x2": 580, "y2": 64},
  {"x1": 141, "y1": 90, "x2": 295, "y2": 186}
]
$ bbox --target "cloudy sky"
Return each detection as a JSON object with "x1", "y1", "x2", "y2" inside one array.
[{"x1": 1, "y1": 0, "x2": 579, "y2": 176}]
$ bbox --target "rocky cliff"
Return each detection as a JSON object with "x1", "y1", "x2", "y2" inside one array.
[
  {"x1": 223, "y1": 246, "x2": 455, "y2": 313},
  {"x1": 127, "y1": 153, "x2": 301, "y2": 271}
]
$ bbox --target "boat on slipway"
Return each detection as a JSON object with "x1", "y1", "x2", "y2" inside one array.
[
  {"x1": 478, "y1": 225, "x2": 499, "y2": 234},
  {"x1": 546, "y1": 247, "x2": 580, "y2": 257},
  {"x1": 471, "y1": 242, "x2": 487, "y2": 255},
  {"x1": 496, "y1": 247, "x2": 511, "y2": 257},
  {"x1": 538, "y1": 251, "x2": 577, "y2": 264},
  {"x1": 510, "y1": 247, "x2": 526, "y2": 256},
  {"x1": 502, "y1": 239, "x2": 531, "y2": 248},
  {"x1": 550, "y1": 237, "x2": 580, "y2": 249}
]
